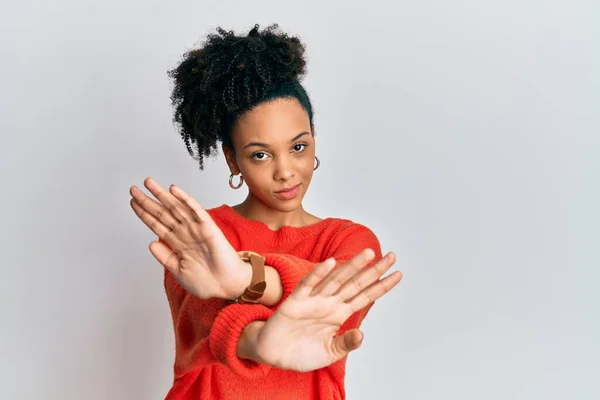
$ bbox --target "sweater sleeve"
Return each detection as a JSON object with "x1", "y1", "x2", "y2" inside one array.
[
  {"x1": 164, "y1": 272, "x2": 275, "y2": 379},
  {"x1": 160, "y1": 238, "x2": 274, "y2": 379},
  {"x1": 208, "y1": 303, "x2": 274, "y2": 376},
  {"x1": 262, "y1": 224, "x2": 383, "y2": 309}
]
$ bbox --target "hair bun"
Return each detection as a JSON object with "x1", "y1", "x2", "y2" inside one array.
[{"x1": 208, "y1": 23, "x2": 307, "y2": 89}]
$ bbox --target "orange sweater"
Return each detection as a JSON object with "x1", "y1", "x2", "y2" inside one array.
[{"x1": 163, "y1": 204, "x2": 382, "y2": 400}]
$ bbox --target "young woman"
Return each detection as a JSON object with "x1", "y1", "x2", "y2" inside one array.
[{"x1": 129, "y1": 24, "x2": 402, "y2": 400}]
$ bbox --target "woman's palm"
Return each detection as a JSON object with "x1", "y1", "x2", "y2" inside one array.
[
  {"x1": 164, "y1": 218, "x2": 247, "y2": 299},
  {"x1": 255, "y1": 252, "x2": 402, "y2": 372},
  {"x1": 130, "y1": 178, "x2": 249, "y2": 300}
]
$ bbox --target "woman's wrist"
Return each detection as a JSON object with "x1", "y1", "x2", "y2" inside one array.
[
  {"x1": 258, "y1": 265, "x2": 283, "y2": 306},
  {"x1": 237, "y1": 320, "x2": 266, "y2": 362},
  {"x1": 237, "y1": 260, "x2": 283, "y2": 306}
]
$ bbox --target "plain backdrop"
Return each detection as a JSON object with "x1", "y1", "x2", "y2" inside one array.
[{"x1": 1, "y1": 0, "x2": 598, "y2": 399}]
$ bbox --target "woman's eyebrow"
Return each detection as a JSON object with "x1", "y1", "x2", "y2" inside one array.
[
  {"x1": 244, "y1": 141, "x2": 269, "y2": 149},
  {"x1": 243, "y1": 131, "x2": 310, "y2": 149},
  {"x1": 290, "y1": 131, "x2": 310, "y2": 142}
]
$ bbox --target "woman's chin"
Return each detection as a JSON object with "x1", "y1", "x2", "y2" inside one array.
[{"x1": 269, "y1": 196, "x2": 304, "y2": 212}]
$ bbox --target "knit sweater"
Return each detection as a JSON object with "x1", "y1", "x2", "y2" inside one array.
[{"x1": 163, "y1": 204, "x2": 382, "y2": 400}]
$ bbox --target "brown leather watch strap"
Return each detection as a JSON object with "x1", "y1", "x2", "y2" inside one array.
[{"x1": 233, "y1": 251, "x2": 266, "y2": 304}]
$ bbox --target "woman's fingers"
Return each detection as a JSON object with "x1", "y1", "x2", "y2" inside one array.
[
  {"x1": 346, "y1": 270, "x2": 403, "y2": 313},
  {"x1": 130, "y1": 197, "x2": 176, "y2": 240},
  {"x1": 169, "y1": 184, "x2": 211, "y2": 222},
  {"x1": 142, "y1": 177, "x2": 195, "y2": 224},
  {"x1": 130, "y1": 185, "x2": 180, "y2": 232},
  {"x1": 335, "y1": 252, "x2": 396, "y2": 301},
  {"x1": 294, "y1": 258, "x2": 337, "y2": 297},
  {"x1": 310, "y1": 249, "x2": 375, "y2": 296}
]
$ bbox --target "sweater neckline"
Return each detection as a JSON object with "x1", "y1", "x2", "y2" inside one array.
[{"x1": 215, "y1": 204, "x2": 338, "y2": 243}]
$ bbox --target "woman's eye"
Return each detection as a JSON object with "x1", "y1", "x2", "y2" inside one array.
[
  {"x1": 252, "y1": 152, "x2": 270, "y2": 161},
  {"x1": 293, "y1": 143, "x2": 307, "y2": 152}
]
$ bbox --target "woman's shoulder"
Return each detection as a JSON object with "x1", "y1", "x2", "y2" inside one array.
[
  {"x1": 206, "y1": 203, "x2": 231, "y2": 217},
  {"x1": 304, "y1": 212, "x2": 380, "y2": 244}
]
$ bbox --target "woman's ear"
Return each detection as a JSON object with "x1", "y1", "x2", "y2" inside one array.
[{"x1": 222, "y1": 143, "x2": 240, "y2": 175}]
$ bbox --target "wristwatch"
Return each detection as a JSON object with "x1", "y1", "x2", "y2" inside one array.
[{"x1": 230, "y1": 251, "x2": 267, "y2": 304}]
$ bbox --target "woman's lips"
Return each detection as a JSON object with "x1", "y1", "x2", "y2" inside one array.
[{"x1": 274, "y1": 184, "x2": 300, "y2": 200}]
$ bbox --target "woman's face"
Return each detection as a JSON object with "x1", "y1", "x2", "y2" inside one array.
[{"x1": 224, "y1": 97, "x2": 316, "y2": 213}]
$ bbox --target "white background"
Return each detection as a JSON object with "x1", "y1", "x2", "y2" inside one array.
[{"x1": 1, "y1": 0, "x2": 598, "y2": 399}]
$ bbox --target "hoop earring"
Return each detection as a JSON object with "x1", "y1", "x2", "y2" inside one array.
[
  {"x1": 314, "y1": 156, "x2": 320, "y2": 171},
  {"x1": 229, "y1": 174, "x2": 244, "y2": 189}
]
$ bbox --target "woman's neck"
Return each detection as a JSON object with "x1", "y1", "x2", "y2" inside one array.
[{"x1": 232, "y1": 194, "x2": 320, "y2": 231}]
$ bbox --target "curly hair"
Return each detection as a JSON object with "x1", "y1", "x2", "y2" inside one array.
[{"x1": 167, "y1": 23, "x2": 315, "y2": 169}]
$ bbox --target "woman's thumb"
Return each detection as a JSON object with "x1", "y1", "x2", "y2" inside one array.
[
  {"x1": 150, "y1": 240, "x2": 178, "y2": 275},
  {"x1": 333, "y1": 329, "x2": 364, "y2": 357}
]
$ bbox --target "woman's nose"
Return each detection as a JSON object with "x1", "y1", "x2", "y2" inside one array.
[{"x1": 273, "y1": 157, "x2": 296, "y2": 182}]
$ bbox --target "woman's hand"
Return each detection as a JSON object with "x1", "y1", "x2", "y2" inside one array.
[
  {"x1": 129, "y1": 177, "x2": 250, "y2": 300},
  {"x1": 247, "y1": 249, "x2": 402, "y2": 372}
]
